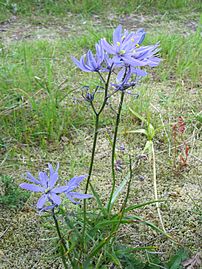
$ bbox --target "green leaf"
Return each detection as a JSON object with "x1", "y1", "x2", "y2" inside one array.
[
  {"x1": 86, "y1": 234, "x2": 112, "y2": 259},
  {"x1": 107, "y1": 173, "x2": 130, "y2": 211},
  {"x1": 128, "y1": 129, "x2": 148, "y2": 136},
  {"x1": 147, "y1": 123, "x2": 155, "y2": 140},
  {"x1": 93, "y1": 217, "x2": 124, "y2": 229},
  {"x1": 143, "y1": 140, "x2": 153, "y2": 154},
  {"x1": 124, "y1": 199, "x2": 165, "y2": 212},
  {"x1": 129, "y1": 108, "x2": 147, "y2": 123},
  {"x1": 106, "y1": 248, "x2": 122, "y2": 266},
  {"x1": 90, "y1": 183, "x2": 107, "y2": 216},
  {"x1": 94, "y1": 215, "x2": 167, "y2": 236},
  {"x1": 167, "y1": 249, "x2": 189, "y2": 269}
]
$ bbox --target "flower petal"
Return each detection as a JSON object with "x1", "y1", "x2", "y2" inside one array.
[
  {"x1": 113, "y1": 25, "x2": 122, "y2": 44},
  {"x1": 123, "y1": 55, "x2": 145, "y2": 67},
  {"x1": 48, "y1": 163, "x2": 54, "y2": 176},
  {"x1": 19, "y1": 183, "x2": 44, "y2": 192},
  {"x1": 69, "y1": 192, "x2": 93, "y2": 200},
  {"x1": 52, "y1": 185, "x2": 70, "y2": 193},
  {"x1": 48, "y1": 172, "x2": 58, "y2": 188},
  {"x1": 101, "y1": 39, "x2": 116, "y2": 54},
  {"x1": 66, "y1": 193, "x2": 80, "y2": 204},
  {"x1": 50, "y1": 193, "x2": 61, "y2": 205},
  {"x1": 26, "y1": 172, "x2": 40, "y2": 184},
  {"x1": 116, "y1": 68, "x2": 125, "y2": 83},
  {"x1": 71, "y1": 56, "x2": 83, "y2": 69},
  {"x1": 37, "y1": 194, "x2": 48, "y2": 209},
  {"x1": 66, "y1": 175, "x2": 87, "y2": 190},
  {"x1": 39, "y1": 204, "x2": 56, "y2": 214},
  {"x1": 86, "y1": 50, "x2": 97, "y2": 70},
  {"x1": 80, "y1": 55, "x2": 93, "y2": 72},
  {"x1": 131, "y1": 68, "x2": 147, "y2": 76},
  {"x1": 38, "y1": 172, "x2": 48, "y2": 187}
]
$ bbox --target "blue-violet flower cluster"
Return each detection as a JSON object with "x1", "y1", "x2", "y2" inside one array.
[
  {"x1": 19, "y1": 163, "x2": 93, "y2": 211},
  {"x1": 72, "y1": 25, "x2": 161, "y2": 91}
]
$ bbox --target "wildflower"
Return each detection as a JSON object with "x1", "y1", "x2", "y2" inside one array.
[
  {"x1": 19, "y1": 163, "x2": 93, "y2": 210},
  {"x1": 112, "y1": 65, "x2": 146, "y2": 91},
  {"x1": 101, "y1": 25, "x2": 147, "y2": 67},
  {"x1": 101, "y1": 25, "x2": 161, "y2": 69},
  {"x1": 19, "y1": 163, "x2": 64, "y2": 209},
  {"x1": 71, "y1": 42, "x2": 104, "y2": 72},
  {"x1": 63, "y1": 175, "x2": 93, "y2": 204},
  {"x1": 133, "y1": 43, "x2": 161, "y2": 67}
]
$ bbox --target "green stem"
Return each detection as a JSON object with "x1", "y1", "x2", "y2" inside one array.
[
  {"x1": 107, "y1": 90, "x2": 125, "y2": 213},
  {"x1": 82, "y1": 67, "x2": 113, "y2": 257},
  {"x1": 110, "y1": 156, "x2": 133, "y2": 244},
  {"x1": 84, "y1": 114, "x2": 100, "y2": 194},
  {"x1": 151, "y1": 142, "x2": 166, "y2": 233},
  {"x1": 52, "y1": 209, "x2": 70, "y2": 269}
]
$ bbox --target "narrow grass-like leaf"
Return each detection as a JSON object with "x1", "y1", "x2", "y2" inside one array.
[
  {"x1": 107, "y1": 173, "x2": 130, "y2": 210},
  {"x1": 129, "y1": 108, "x2": 147, "y2": 123},
  {"x1": 124, "y1": 199, "x2": 165, "y2": 212},
  {"x1": 90, "y1": 183, "x2": 107, "y2": 216}
]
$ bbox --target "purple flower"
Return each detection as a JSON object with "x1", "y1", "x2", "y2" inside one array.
[
  {"x1": 101, "y1": 25, "x2": 147, "y2": 67},
  {"x1": 64, "y1": 175, "x2": 93, "y2": 204},
  {"x1": 19, "y1": 164, "x2": 93, "y2": 210},
  {"x1": 133, "y1": 43, "x2": 161, "y2": 67},
  {"x1": 101, "y1": 25, "x2": 161, "y2": 69},
  {"x1": 19, "y1": 163, "x2": 65, "y2": 210},
  {"x1": 111, "y1": 66, "x2": 144, "y2": 91},
  {"x1": 71, "y1": 42, "x2": 104, "y2": 72}
]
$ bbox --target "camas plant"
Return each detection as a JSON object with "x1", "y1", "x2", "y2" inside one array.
[{"x1": 20, "y1": 25, "x2": 163, "y2": 268}]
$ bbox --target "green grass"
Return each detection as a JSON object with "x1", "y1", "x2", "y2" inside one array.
[
  {"x1": 0, "y1": 24, "x2": 201, "y2": 146},
  {"x1": 0, "y1": 0, "x2": 201, "y2": 22},
  {"x1": 0, "y1": 4, "x2": 201, "y2": 267},
  {"x1": 0, "y1": 175, "x2": 30, "y2": 208}
]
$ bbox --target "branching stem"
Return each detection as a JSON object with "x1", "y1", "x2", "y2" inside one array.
[{"x1": 82, "y1": 66, "x2": 113, "y2": 256}]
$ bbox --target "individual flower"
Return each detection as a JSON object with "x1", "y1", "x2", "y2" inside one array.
[
  {"x1": 19, "y1": 163, "x2": 64, "y2": 210},
  {"x1": 71, "y1": 42, "x2": 104, "y2": 72},
  {"x1": 63, "y1": 175, "x2": 93, "y2": 204},
  {"x1": 101, "y1": 25, "x2": 161, "y2": 69},
  {"x1": 101, "y1": 25, "x2": 147, "y2": 67},
  {"x1": 133, "y1": 43, "x2": 161, "y2": 67},
  {"x1": 111, "y1": 65, "x2": 146, "y2": 91},
  {"x1": 19, "y1": 163, "x2": 93, "y2": 210}
]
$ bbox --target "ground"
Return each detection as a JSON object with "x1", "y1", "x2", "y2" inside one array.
[{"x1": 0, "y1": 6, "x2": 202, "y2": 269}]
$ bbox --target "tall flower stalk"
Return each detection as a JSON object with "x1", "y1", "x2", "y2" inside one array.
[
  {"x1": 19, "y1": 25, "x2": 162, "y2": 269},
  {"x1": 51, "y1": 208, "x2": 70, "y2": 269},
  {"x1": 72, "y1": 25, "x2": 161, "y2": 256},
  {"x1": 82, "y1": 66, "x2": 113, "y2": 251},
  {"x1": 107, "y1": 89, "x2": 125, "y2": 213}
]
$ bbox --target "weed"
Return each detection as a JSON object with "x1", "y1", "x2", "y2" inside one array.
[{"x1": 0, "y1": 175, "x2": 30, "y2": 208}]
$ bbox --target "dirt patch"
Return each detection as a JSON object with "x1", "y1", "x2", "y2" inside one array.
[{"x1": 0, "y1": 11, "x2": 200, "y2": 44}]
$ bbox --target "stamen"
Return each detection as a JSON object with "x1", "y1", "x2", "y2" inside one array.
[
  {"x1": 45, "y1": 188, "x2": 50, "y2": 194},
  {"x1": 120, "y1": 50, "x2": 126, "y2": 55},
  {"x1": 116, "y1": 42, "x2": 121, "y2": 46}
]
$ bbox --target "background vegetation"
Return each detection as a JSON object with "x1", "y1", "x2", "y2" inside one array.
[{"x1": 0, "y1": 0, "x2": 201, "y2": 268}]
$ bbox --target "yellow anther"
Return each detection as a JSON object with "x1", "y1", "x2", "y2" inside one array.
[
  {"x1": 116, "y1": 42, "x2": 121, "y2": 46},
  {"x1": 120, "y1": 50, "x2": 126, "y2": 55},
  {"x1": 131, "y1": 38, "x2": 134, "y2": 42},
  {"x1": 45, "y1": 188, "x2": 50, "y2": 194},
  {"x1": 135, "y1": 44, "x2": 140, "y2": 48},
  {"x1": 121, "y1": 36, "x2": 125, "y2": 40}
]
